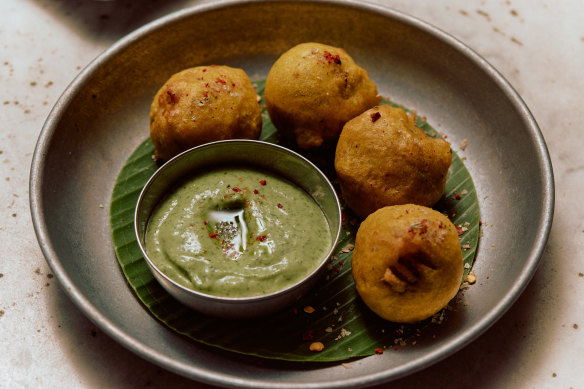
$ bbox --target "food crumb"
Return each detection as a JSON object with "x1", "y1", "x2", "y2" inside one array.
[
  {"x1": 309, "y1": 342, "x2": 325, "y2": 352},
  {"x1": 476, "y1": 9, "x2": 491, "y2": 20},
  {"x1": 552, "y1": 373, "x2": 557, "y2": 378},
  {"x1": 459, "y1": 138, "x2": 468, "y2": 151},
  {"x1": 574, "y1": 324, "x2": 579, "y2": 329},
  {"x1": 335, "y1": 328, "x2": 351, "y2": 340},
  {"x1": 339, "y1": 243, "x2": 354, "y2": 253},
  {"x1": 431, "y1": 310, "x2": 446, "y2": 324},
  {"x1": 303, "y1": 305, "x2": 315, "y2": 314},
  {"x1": 394, "y1": 338, "x2": 407, "y2": 346},
  {"x1": 342, "y1": 363, "x2": 352, "y2": 369}
]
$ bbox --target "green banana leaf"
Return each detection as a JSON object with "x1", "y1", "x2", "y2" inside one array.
[{"x1": 110, "y1": 79, "x2": 480, "y2": 362}]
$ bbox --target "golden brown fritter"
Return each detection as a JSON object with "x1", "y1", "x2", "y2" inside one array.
[
  {"x1": 351, "y1": 204, "x2": 463, "y2": 323},
  {"x1": 150, "y1": 65, "x2": 262, "y2": 161},
  {"x1": 264, "y1": 42, "x2": 381, "y2": 149},
  {"x1": 335, "y1": 104, "x2": 451, "y2": 219}
]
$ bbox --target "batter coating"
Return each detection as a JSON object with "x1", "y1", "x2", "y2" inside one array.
[
  {"x1": 335, "y1": 104, "x2": 452, "y2": 219},
  {"x1": 351, "y1": 204, "x2": 463, "y2": 323},
  {"x1": 150, "y1": 65, "x2": 262, "y2": 161},
  {"x1": 265, "y1": 42, "x2": 381, "y2": 149}
]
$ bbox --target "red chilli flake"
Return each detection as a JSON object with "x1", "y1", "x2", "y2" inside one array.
[
  {"x1": 407, "y1": 227, "x2": 415, "y2": 238},
  {"x1": 253, "y1": 189, "x2": 259, "y2": 194},
  {"x1": 374, "y1": 348, "x2": 384, "y2": 354},
  {"x1": 216, "y1": 77, "x2": 226, "y2": 84},
  {"x1": 302, "y1": 330, "x2": 315, "y2": 341},
  {"x1": 371, "y1": 112, "x2": 381, "y2": 122},
  {"x1": 166, "y1": 90, "x2": 178, "y2": 105},
  {"x1": 208, "y1": 233, "x2": 218, "y2": 238},
  {"x1": 256, "y1": 235, "x2": 267, "y2": 242},
  {"x1": 277, "y1": 203, "x2": 283, "y2": 209},
  {"x1": 455, "y1": 194, "x2": 462, "y2": 200},
  {"x1": 259, "y1": 180, "x2": 267, "y2": 186},
  {"x1": 455, "y1": 225, "x2": 464, "y2": 236},
  {"x1": 232, "y1": 187, "x2": 242, "y2": 192},
  {"x1": 323, "y1": 50, "x2": 342, "y2": 65}
]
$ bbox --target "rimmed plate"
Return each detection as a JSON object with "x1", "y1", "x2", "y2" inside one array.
[{"x1": 30, "y1": 1, "x2": 554, "y2": 387}]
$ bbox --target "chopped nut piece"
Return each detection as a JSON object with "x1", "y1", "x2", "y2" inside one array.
[
  {"x1": 303, "y1": 305, "x2": 316, "y2": 314},
  {"x1": 459, "y1": 139, "x2": 468, "y2": 151},
  {"x1": 465, "y1": 273, "x2": 477, "y2": 284},
  {"x1": 309, "y1": 342, "x2": 325, "y2": 352}
]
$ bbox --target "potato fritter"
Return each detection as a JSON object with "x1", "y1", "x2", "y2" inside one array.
[
  {"x1": 150, "y1": 65, "x2": 262, "y2": 161},
  {"x1": 265, "y1": 42, "x2": 380, "y2": 149},
  {"x1": 351, "y1": 204, "x2": 463, "y2": 323},
  {"x1": 335, "y1": 104, "x2": 451, "y2": 218}
]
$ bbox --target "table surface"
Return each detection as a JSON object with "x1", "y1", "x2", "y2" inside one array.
[{"x1": 1, "y1": 0, "x2": 582, "y2": 388}]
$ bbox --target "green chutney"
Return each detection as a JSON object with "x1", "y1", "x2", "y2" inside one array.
[{"x1": 145, "y1": 167, "x2": 332, "y2": 297}]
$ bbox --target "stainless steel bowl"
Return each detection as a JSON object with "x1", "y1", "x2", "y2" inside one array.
[{"x1": 134, "y1": 140, "x2": 342, "y2": 319}]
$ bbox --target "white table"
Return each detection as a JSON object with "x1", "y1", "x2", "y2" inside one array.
[{"x1": 1, "y1": 0, "x2": 582, "y2": 388}]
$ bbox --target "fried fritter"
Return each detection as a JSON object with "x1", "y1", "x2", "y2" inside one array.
[
  {"x1": 150, "y1": 65, "x2": 262, "y2": 161},
  {"x1": 351, "y1": 204, "x2": 463, "y2": 323},
  {"x1": 335, "y1": 104, "x2": 451, "y2": 218},
  {"x1": 265, "y1": 42, "x2": 381, "y2": 149}
]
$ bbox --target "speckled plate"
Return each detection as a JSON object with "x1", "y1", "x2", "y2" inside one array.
[{"x1": 30, "y1": 1, "x2": 554, "y2": 387}]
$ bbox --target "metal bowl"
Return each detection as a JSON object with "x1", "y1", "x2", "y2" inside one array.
[
  {"x1": 30, "y1": 0, "x2": 553, "y2": 387},
  {"x1": 134, "y1": 140, "x2": 342, "y2": 319}
]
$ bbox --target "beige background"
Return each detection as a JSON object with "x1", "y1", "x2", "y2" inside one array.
[{"x1": 1, "y1": 0, "x2": 582, "y2": 388}]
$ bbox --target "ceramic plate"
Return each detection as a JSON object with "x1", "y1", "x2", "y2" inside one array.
[{"x1": 30, "y1": 1, "x2": 554, "y2": 387}]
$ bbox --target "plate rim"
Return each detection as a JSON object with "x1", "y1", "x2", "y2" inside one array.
[{"x1": 29, "y1": 0, "x2": 555, "y2": 387}]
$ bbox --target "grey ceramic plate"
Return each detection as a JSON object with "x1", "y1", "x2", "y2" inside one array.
[{"x1": 30, "y1": 1, "x2": 554, "y2": 387}]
